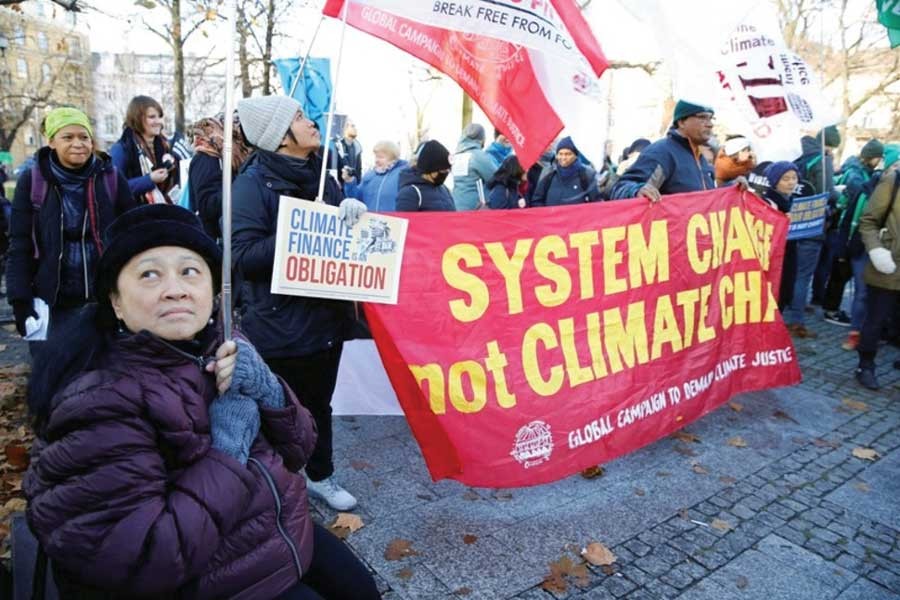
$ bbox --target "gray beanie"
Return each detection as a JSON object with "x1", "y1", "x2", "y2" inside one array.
[
  {"x1": 463, "y1": 122, "x2": 486, "y2": 143},
  {"x1": 237, "y1": 96, "x2": 300, "y2": 152}
]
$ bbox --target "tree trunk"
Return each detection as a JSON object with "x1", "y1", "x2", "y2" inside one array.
[
  {"x1": 461, "y1": 93, "x2": 473, "y2": 130},
  {"x1": 172, "y1": 0, "x2": 186, "y2": 133},
  {"x1": 262, "y1": 0, "x2": 276, "y2": 95},
  {"x1": 237, "y1": 2, "x2": 253, "y2": 97}
]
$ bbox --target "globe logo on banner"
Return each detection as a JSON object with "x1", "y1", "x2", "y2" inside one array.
[
  {"x1": 511, "y1": 421, "x2": 554, "y2": 469},
  {"x1": 449, "y1": 31, "x2": 524, "y2": 73}
]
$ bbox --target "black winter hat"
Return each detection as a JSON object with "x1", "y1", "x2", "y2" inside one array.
[
  {"x1": 860, "y1": 139, "x2": 884, "y2": 160},
  {"x1": 96, "y1": 204, "x2": 222, "y2": 305},
  {"x1": 416, "y1": 140, "x2": 451, "y2": 173}
]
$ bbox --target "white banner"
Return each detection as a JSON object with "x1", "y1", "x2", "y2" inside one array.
[
  {"x1": 615, "y1": 0, "x2": 836, "y2": 161},
  {"x1": 270, "y1": 197, "x2": 408, "y2": 304}
]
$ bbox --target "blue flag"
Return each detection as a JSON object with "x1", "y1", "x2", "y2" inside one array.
[{"x1": 274, "y1": 57, "x2": 332, "y2": 134}]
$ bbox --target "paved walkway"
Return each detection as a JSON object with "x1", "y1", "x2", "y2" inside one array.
[
  {"x1": 1, "y1": 303, "x2": 897, "y2": 599},
  {"x1": 313, "y1": 314, "x2": 900, "y2": 599}
]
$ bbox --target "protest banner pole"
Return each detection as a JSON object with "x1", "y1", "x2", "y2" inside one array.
[
  {"x1": 316, "y1": 0, "x2": 349, "y2": 203},
  {"x1": 287, "y1": 12, "x2": 326, "y2": 100},
  {"x1": 819, "y1": 1, "x2": 826, "y2": 192},
  {"x1": 221, "y1": 0, "x2": 237, "y2": 339}
]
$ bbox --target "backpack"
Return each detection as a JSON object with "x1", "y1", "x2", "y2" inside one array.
[
  {"x1": 29, "y1": 162, "x2": 118, "y2": 259},
  {"x1": 794, "y1": 154, "x2": 822, "y2": 187},
  {"x1": 538, "y1": 167, "x2": 592, "y2": 201}
]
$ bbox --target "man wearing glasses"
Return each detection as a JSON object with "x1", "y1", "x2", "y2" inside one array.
[{"x1": 611, "y1": 100, "x2": 717, "y2": 202}]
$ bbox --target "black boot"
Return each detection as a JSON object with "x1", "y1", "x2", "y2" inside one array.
[{"x1": 855, "y1": 368, "x2": 880, "y2": 391}]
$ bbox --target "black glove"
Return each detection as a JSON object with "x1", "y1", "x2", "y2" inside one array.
[{"x1": 12, "y1": 300, "x2": 36, "y2": 337}]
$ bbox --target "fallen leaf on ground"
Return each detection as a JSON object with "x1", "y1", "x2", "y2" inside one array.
[
  {"x1": 674, "y1": 445, "x2": 698, "y2": 457},
  {"x1": 454, "y1": 588, "x2": 472, "y2": 597},
  {"x1": 657, "y1": 470, "x2": 671, "y2": 477},
  {"x1": 634, "y1": 487, "x2": 646, "y2": 497},
  {"x1": 679, "y1": 508, "x2": 690, "y2": 520},
  {"x1": 851, "y1": 447, "x2": 879, "y2": 461},
  {"x1": 331, "y1": 513, "x2": 364, "y2": 533},
  {"x1": 727, "y1": 436, "x2": 748, "y2": 448},
  {"x1": 462, "y1": 490, "x2": 480, "y2": 501},
  {"x1": 853, "y1": 481, "x2": 871, "y2": 493},
  {"x1": 580, "y1": 465, "x2": 604, "y2": 479},
  {"x1": 711, "y1": 518, "x2": 733, "y2": 531},
  {"x1": 582, "y1": 542, "x2": 616, "y2": 566},
  {"x1": 349, "y1": 459, "x2": 374, "y2": 471},
  {"x1": 841, "y1": 398, "x2": 869, "y2": 412},
  {"x1": 396, "y1": 567, "x2": 414, "y2": 581},
  {"x1": 672, "y1": 431, "x2": 701, "y2": 443},
  {"x1": 384, "y1": 539, "x2": 419, "y2": 561},
  {"x1": 736, "y1": 575, "x2": 749, "y2": 589},
  {"x1": 493, "y1": 490, "x2": 513, "y2": 501},
  {"x1": 719, "y1": 476, "x2": 737, "y2": 485},
  {"x1": 416, "y1": 494, "x2": 432, "y2": 501},
  {"x1": 728, "y1": 401, "x2": 743, "y2": 412},
  {"x1": 692, "y1": 463, "x2": 709, "y2": 475},
  {"x1": 541, "y1": 555, "x2": 589, "y2": 593},
  {"x1": 462, "y1": 534, "x2": 477, "y2": 545},
  {"x1": 772, "y1": 409, "x2": 799, "y2": 424},
  {"x1": 4, "y1": 444, "x2": 29, "y2": 470}
]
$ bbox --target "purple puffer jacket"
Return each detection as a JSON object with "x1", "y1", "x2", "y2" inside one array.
[{"x1": 24, "y1": 330, "x2": 317, "y2": 599}]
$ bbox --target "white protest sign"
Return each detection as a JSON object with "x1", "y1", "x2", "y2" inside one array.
[{"x1": 271, "y1": 196, "x2": 408, "y2": 304}]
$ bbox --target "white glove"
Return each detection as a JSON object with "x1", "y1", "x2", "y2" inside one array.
[
  {"x1": 338, "y1": 198, "x2": 367, "y2": 228},
  {"x1": 869, "y1": 247, "x2": 897, "y2": 274}
]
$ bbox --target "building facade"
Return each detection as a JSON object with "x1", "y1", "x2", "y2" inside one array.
[{"x1": 0, "y1": 3, "x2": 93, "y2": 167}]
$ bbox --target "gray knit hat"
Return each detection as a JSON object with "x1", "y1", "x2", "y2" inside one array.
[{"x1": 237, "y1": 95, "x2": 300, "y2": 152}]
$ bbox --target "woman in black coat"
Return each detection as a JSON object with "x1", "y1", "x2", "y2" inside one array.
[{"x1": 487, "y1": 154, "x2": 526, "y2": 209}]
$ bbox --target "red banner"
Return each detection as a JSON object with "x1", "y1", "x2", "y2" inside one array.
[
  {"x1": 365, "y1": 188, "x2": 801, "y2": 487},
  {"x1": 322, "y1": 0, "x2": 609, "y2": 167}
]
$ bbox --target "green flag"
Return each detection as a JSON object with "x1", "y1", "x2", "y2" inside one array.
[{"x1": 877, "y1": 0, "x2": 900, "y2": 47}]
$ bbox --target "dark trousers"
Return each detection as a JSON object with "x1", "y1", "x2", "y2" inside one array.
[
  {"x1": 267, "y1": 343, "x2": 343, "y2": 481},
  {"x1": 857, "y1": 285, "x2": 900, "y2": 369},
  {"x1": 813, "y1": 229, "x2": 840, "y2": 304},
  {"x1": 779, "y1": 241, "x2": 797, "y2": 310},
  {"x1": 276, "y1": 523, "x2": 380, "y2": 600},
  {"x1": 822, "y1": 256, "x2": 852, "y2": 311}
]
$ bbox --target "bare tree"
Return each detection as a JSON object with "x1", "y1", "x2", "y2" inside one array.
[
  {"x1": 0, "y1": 30, "x2": 84, "y2": 152},
  {"x1": 0, "y1": 0, "x2": 85, "y2": 10},
  {"x1": 776, "y1": 0, "x2": 900, "y2": 159},
  {"x1": 234, "y1": 0, "x2": 295, "y2": 96},
  {"x1": 407, "y1": 65, "x2": 443, "y2": 153},
  {"x1": 137, "y1": 0, "x2": 221, "y2": 132}
]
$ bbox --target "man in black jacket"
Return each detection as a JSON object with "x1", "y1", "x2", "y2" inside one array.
[{"x1": 232, "y1": 95, "x2": 366, "y2": 511}]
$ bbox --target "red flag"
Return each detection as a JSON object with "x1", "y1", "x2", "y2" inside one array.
[{"x1": 322, "y1": 1, "x2": 609, "y2": 166}]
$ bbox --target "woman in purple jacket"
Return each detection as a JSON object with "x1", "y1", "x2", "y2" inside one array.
[{"x1": 24, "y1": 204, "x2": 379, "y2": 599}]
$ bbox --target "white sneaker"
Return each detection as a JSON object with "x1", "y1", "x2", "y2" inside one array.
[{"x1": 305, "y1": 475, "x2": 358, "y2": 511}]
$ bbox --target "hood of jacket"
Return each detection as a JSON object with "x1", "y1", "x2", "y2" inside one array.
[
  {"x1": 455, "y1": 137, "x2": 485, "y2": 154},
  {"x1": 800, "y1": 135, "x2": 824, "y2": 157},
  {"x1": 399, "y1": 166, "x2": 435, "y2": 188}
]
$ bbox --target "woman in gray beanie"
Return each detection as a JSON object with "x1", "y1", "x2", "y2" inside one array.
[{"x1": 232, "y1": 95, "x2": 366, "y2": 511}]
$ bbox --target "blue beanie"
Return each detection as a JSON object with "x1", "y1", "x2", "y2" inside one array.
[
  {"x1": 764, "y1": 161, "x2": 799, "y2": 189},
  {"x1": 556, "y1": 136, "x2": 578, "y2": 155},
  {"x1": 672, "y1": 100, "x2": 714, "y2": 125}
]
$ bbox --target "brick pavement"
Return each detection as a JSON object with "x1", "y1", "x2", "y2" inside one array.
[
  {"x1": 0, "y1": 301, "x2": 897, "y2": 599},
  {"x1": 315, "y1": 312, "x2": 900, "y2": 600}
]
